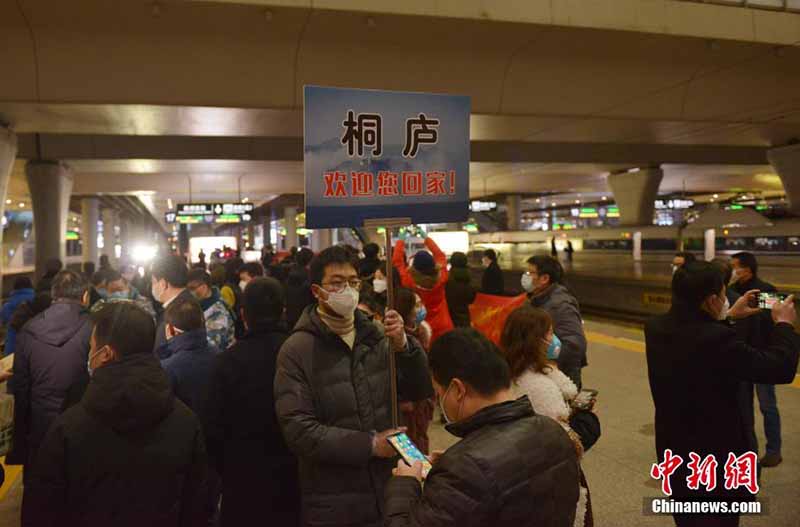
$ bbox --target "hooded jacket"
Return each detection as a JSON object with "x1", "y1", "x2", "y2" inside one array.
[
  {"x1": 384, "y1": 397, "x2": 580, "y2": 527},
  {"x1": 393, "y1": 238, "x2": 454, "y2": 344},
  {"x1": 8, "y1": 300, "x2": 92, "y2": 466},
  {"x1": 22, "y1": 353, "x2": 208, "y2": 527},
  {"x1": 274, "y1": 305, "x2": 432, "y2": 527}
]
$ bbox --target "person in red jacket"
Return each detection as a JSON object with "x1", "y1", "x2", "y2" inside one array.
[{"x1": 393, "y1": 236, "x2": 454, "y2": 344}]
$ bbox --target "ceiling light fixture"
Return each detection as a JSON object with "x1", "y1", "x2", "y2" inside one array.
[{"x1": 628, "y1": 167, "x2": 641, "y2": 173}]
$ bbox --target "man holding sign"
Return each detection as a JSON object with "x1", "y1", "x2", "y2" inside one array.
[{"x1": 275, "y1": 246, "x2": 432, "y2": 527}]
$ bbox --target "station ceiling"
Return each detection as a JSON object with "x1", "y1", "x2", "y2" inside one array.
[{"x1": 2, "y1": 1, "x2": 800, "y2": 226}]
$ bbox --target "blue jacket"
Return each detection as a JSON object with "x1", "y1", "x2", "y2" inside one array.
[
  {"x1": 2, "y1": 288, "x2": 35, "y2": 356},
  {"x1": 159, "y1": 329, "x2": 217, "y2": 415}
]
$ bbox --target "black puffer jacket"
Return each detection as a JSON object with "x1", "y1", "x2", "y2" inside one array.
[
  {"x1": 384, "y1": 397, "x2": 580, "y2": 527},
  {"x1": 285, "y1": 265, "x2": 314, "y2": 331},
  {"x1": 275, "y1": 306, "x2": 432, "y2": 527},
  {"x1": 22, "y1": 353, "x2": 208, "y2": 527}
]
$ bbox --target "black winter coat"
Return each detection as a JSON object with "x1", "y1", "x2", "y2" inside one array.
[
  {"x1": 645, "y1": 306, "x2": 799, "y2": 500},
  {"x1": 8, "y1": 301, "x2": 91, "y2": 467},
  {"x1": 22, "y1": 353, "x2": 208, "y2": 527},
  {"x1": 275, "y1": 306, "x2": 433, "y2": 527},
  {"x1": 154, "y1": 289, "x2": 199, "y2": 354},
  {"x1": 445, "y1": 270, "x2": 476, "y2": 328},
  {"x1": 481, "y1": 261, "x2": 505, "y2": 296},
  {"x1": 384, "y1": 397, "x2": 580, "y2": 527},
  {"x1": 203, "y1": 322, "x2": 300, "y2": 527}
]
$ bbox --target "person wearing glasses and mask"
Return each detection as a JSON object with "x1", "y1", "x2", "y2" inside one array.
[
  {"x1": 275, "y1": 246, "x2": 433, "y2": 527},
  {"x1": 384, "y1": 329, "x2": 580, "y2": 527}
]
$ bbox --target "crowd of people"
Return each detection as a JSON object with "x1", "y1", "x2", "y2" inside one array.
[{"x1": 0, "y1": 238, "x2": 795, "y2": 527}]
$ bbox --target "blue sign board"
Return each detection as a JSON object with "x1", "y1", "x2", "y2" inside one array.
[{"x1": 304, "y1": 86, "x2": 470, "y2": 228}]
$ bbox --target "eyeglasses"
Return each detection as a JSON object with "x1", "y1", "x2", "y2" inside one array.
[{"x1": 322, "y1": 279, "x2": 362, "y2": 292}]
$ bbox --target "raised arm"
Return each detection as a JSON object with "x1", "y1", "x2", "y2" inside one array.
[{"x1": 424, "y1": 237, "x2": 447, "y2": 268}]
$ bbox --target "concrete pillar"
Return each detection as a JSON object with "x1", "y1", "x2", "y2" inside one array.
[
  {"x1": 633, "y1": 231, "x2": 642, "y2": 262},
  {"x1": 246, "y1": 223, "x2": 255, "y2": 250},
  {"x1": 0, "y1": 128, "x2": 17, "y2": 293},
  {"x1": 312, "y1": 229, "x2": 333, "y2": 253},
  {"x1": 178, "y1": 224, "x2": 189, "y2": 256},
  {"x1": 607, "y1": 168, "x2": 663, "y2": 226},
  {"x1": 102, "y1": 208, "x2": 119, "y2": 268},
  {"x1": 81, "y1": 197, "x2": 99, "y2": 267},
  {"x1": 119, "y1": 214, "x2": 131, "y2": 263},
  {"x1": 505, "y1": 194, "x2": 521, "y2": 231},
  {"x1": 284, "y1": 206, "x2": 298, "y2": 249},
  {"x1": 704, "y1": 229, "x2": 716, "y2": 262},
  {"x1": 26, "y1": 161, "x2": 73, "y2": 280},
  {"x1": 767, "y1": 143, "x2": 800, "y2": 214}
]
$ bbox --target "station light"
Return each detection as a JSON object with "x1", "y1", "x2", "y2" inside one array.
[
  {"x1": 574, "y1": 200, "x2": 580, "y2": 204},
  {"x1": 551, "y1": 202, "x2": 557, "y2": 207},
  {"x1": 601, "y1": 196, "x2": 607, "y2": 201},
  {"x1": 4, "y1": 199, "x2": 10, "y2": 205},
  {"x1": 131, "y1": 244, "x2": 158, "y2": 263},
  {"x1": 18, "y1": 202, "x2": 25, "y2": 208},
  {"x1": 627, "y1": 167, "x2": 640, "y2": 173},
  {"x1": 713, "y1": 194, "x2": 719, "y2": 199}
]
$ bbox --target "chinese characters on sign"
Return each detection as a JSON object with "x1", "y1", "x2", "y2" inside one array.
[
  {"x1": 304, "y1": 86, "x2": 470, "y2": 228},
  {"x1": 650, "y1": 450, "x2": 759, "y2": 496}
]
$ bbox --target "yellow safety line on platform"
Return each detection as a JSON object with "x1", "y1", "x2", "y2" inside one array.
[
  {"x1": 585, "y1": 329, "x2": 800, "y2": 389},
  {"x1": 0, "y1": 458, "x2": 21, "y2": 501}
]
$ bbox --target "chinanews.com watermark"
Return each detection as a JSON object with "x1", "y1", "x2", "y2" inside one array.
[
  {"x1": 646, "y1": 450, "x2": 768, "y2": 516},
  {"x1": 644, "y1": 498, "x2": 768, "y2": 516}
]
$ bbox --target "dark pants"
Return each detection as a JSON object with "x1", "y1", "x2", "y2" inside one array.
[
  {"x1": 755, "y1": 384, "x2": 781, "y2": 456},
  {"x1": 674, "y1": 514, "x2": 739, "y2": 527},
  {"x1": 561, "y1": 365, "x2": 582, "y2": 390}
]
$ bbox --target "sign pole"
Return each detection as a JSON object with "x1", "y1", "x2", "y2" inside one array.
[{"x1": 365, "y1": 218, "x2": 410, "y2": 429}]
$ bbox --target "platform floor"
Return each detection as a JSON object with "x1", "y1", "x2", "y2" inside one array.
[{"x1": 0, "y1": 317, "x2": 797, "y2": 526}]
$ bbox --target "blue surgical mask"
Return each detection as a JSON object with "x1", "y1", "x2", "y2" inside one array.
[
  {"x1": 545, "y1": 334, "x2": 562, "y2": 360},
  {"x1": 96, "y1": 288, "x2": 109, "y2": 299},
  {"x1": 416, "y1": 306, "x2": 427, "y2": 325}
]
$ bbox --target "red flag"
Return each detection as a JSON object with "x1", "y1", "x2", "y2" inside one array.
[{"x1": 469, "y1": 293, "x2": 528, "y2": 346}]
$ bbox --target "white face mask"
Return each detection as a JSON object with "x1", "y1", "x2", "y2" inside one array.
[
  {"x1": 239, "y1": 280, "x2": 248, "y2": 291},
  {"x1": 521, "y1": 273, "x2": 534, "y2": 293},
  {"x1": 717, "y1": 296, "x2": 730, "y2": 321},
  {"x1": 373, "y1": 279, "x2": 387, "y2": 294},
  {"x1": 730, "y1": 269, "x2": 740, "y2": 284},
  {"x1": 671, "y1": 264, "x2": 679, "y2": 275},
  {"x1": 323, "y1": 286, "x2": 359, "y2": 318}
]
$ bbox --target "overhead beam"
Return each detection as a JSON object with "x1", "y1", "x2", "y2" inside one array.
[{"x1": 17, "y1": 134, "x2": 769, "y2": 166}]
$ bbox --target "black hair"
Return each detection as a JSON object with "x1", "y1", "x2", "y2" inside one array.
[
  {"x1": 672, "y1": 261, "x2": 724, "y2": 311},
  {"x1": 224, "y1": 257, "x2": 244, "y2": 285},
  {"x1": 239, "y1": 262, "x2": 264, "y2": 278},
  {"x1": 358, "y1": 290, "x2": 385, "y2": 317},
  {"x1": 674, "y1": 252, "x2": 697, "y2": 265},
  {"x1": 309, "y1": 246, "x2": 359, "y2": 286},
  {"x1": 449, "y1": 252, "x2": 468, "y2": 268},
  {"x1": 91, "y1": 301, "x2": 156, "y2": 357},
  {"x1": 732, "y1": 252, "x2": 758, "y2": 277},
  {"x1": 429, "y1": 328, "x2": 512, "y2": 396},
  {"x1": 395, "y1": 288, "x2": 417, "y2": 325},
  {"x1": 164, "y1": 299, "x2": 204, "y2": 332},
  {"x1": 51, "y1": 270, "x2": 88, "y2": 301},
  {"x1": 363, "y1": 243, "x2": 380, "y2": 259},
  {"x1": 151, "y1": 254, "x2": 189, "y2": 288},
  {"x1": 710, "y1": 258, "x2": 733, "y2": 285},
  {"x1": 296, "y1": 247, "x2": 314, "y2": 268},
  {"x1": 91, "y1": 270, "x2": 108, "y2": 287},
  {"x1": 526, "y1": 255, "x2": 563, "y2": 285},
  {"x1": 483, "y1": 249, "x2": 497, "y2": 262},
  {"x1": 45, "y1": 258, "x2": 63, "y2": 275},
  {"x1": 13, "y1": 276, "x2": 33, "y2": 290},
  {"x1": 242, "y1": 277, "x2": 285, "y2": 326},
  {"x1": 82, "y1": 262, "x2": 96, "y2": 277},
  {"x1": 99, "y1": 254, "x2": 111, "y2": 268},
  {"x1": 187, "y1": 268, "x2": 212, "y2": 287},
  {"x1": 105, "y1": 269, "x2": 122, "y2": 283}
]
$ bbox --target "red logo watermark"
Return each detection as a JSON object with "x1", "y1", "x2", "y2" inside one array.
[{"x1": 650, "y1": 450, "x2": 759, "y2": 496}]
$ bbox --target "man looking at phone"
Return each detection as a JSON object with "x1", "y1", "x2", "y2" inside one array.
[
  {"x1": 385, "y1": 328, "x2": 580, "y2": 527},
  {"x1": 730, "y1": 252, "x2": 783, "y2": 468},
  {"x1": 275, "y1": 246, "x2": 433, "y2": 527},
  {"x1": 645, "y1": 262, "x2": 799, "y2": 527}
]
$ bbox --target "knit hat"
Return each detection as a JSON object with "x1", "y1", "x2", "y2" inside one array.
[{"x1": 412, "y1": 251, "x2": 436, "y2": 275}]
